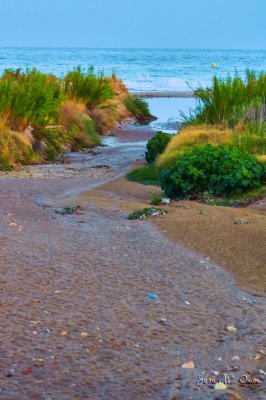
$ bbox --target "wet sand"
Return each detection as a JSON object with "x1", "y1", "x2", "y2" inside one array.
[
  {"x1": 0, "y1": 125, "x2": 265, "y2": 400},
  {"x1": 131, "y1": 91, "x2": 194, "y2": 98},
  {"x1": 78, "y1": 177, "x2": 266, "y2": 295}
]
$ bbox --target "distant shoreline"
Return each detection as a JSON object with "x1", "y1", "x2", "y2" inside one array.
[{"x1": 131, "y1": 91, "x2": 195, "y2": 98}]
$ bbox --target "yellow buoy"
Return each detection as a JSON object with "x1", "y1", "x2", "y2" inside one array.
[{"x1": 211, "y1": 63, "x2": 217, "y2": 68}]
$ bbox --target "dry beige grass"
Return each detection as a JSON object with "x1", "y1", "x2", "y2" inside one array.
[
  {"x1": 88, "y1": 107, "x2": 120, "y2": 135},
  {"x1": 256, "y1": 154, "x2": 266, "y2": 162},
  {"x1": 0, "y1": 129, "x2": 39, "y2": 169},
  {"x1": 157, "y1": 125, "x2": 233, "y2": 167},
  {"x1": 59, "y1": 99, "x2": 87, "y2": 129}
]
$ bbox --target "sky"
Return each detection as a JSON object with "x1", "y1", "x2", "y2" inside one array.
[{"x1": 0, "y1": 0, "x2": 265, "y2": 49}]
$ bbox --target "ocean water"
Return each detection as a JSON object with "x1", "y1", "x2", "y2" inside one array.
[{"x1": 0, "y1": 48, "x2": 265, "y2": 93}]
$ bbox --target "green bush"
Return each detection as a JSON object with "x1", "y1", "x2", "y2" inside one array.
[
  {"x1": 145, "y1": 131, "x2": 171, "y2": 164},
  {"x1": 63, "y1": 66, "x2": 116, "y2": 109},
  {"x1": 124, "y1": 95, "x2": 154, "y2": 121},
  {"x1": 0, "y1": 69, "x2": 61, "y2": 131},
  {"x1": 160, "y1": 144, "x2": 266, "y2": 197}
]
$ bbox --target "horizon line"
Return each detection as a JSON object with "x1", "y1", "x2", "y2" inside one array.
[{"x1": 0, "y1": 46, "x2": 265, "y2": 51}]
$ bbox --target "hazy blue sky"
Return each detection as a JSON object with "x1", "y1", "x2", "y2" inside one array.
[{"x1": 1, "y1": 0, "x2": 265, "y2": 49}]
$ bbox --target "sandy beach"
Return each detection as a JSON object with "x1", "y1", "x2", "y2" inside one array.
[{"x1": 0, "y1": 122, "x2": 265, "y2": 400}]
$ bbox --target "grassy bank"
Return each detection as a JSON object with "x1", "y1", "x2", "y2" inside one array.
[
  {"x1": 128, "y1": 71, "x2": 266, "y2": 205},
  {"x1": 0, "y1": 67, "x2": 151, "y2": 170}
]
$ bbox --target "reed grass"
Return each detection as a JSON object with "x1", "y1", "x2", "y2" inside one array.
[
  {"x1": 183, "y1": 70, "x2": 266, "y2": 127},
  {"x1": 63, "y1": 66, "x2": 116, "y2": 109}
]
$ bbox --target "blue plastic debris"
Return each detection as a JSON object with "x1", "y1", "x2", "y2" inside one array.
[{"x1": 146, "y1": 293, "x2": 158, "y2": 299}]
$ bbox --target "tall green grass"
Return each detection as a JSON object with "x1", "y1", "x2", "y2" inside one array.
[
  {"x1": 184, "y1": 70, "x2": 266, "y2": 127},
  {"x1": 233, "y1": 123, "x2": 266, "y2": 155},
  {"x1": 124, "y1": 95, "x2": 155, "y2": 121},
  {"x1": 0, "y1": 69, "x2": 61, "y2": 131},
  {"x1": 63, "y1": 66, "x2": 117, "y2": 109}
]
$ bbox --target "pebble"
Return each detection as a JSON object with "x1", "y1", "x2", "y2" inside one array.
[
  {"x1": 161, "y1": 198, "x2": 170, "y2": 205},
  {"x1": 215, "y1": 382, "x2": 227, "y2": 390},
  {"x1": 8, "y1": 368, "x2": 15, "y2": 374},
  {"x1": 231, "y1": 356, "x2": 240, "y2": 362},
  {"x1": 181, "y1": 361, "x2": 195, "y2": 369},
  {"x1": 258, "y1": 369, "x2": 266, "y2": 375},
  {"x1": 146, "y1": 293, "x2": 158, "y2": 299},
  {"x1": 80, "y1": 332, "x2": 89, "y2": 338},
  {"x1": 234, "y1": 219, "x2": 248, "y2": 225},
  {"x1": 184, "y1": 301, "x2": 190, "y2": 305},
  {"x1": 226, "y1": 325, "x2": 237, "y2": 333},
  {"x1": 61, "y1": 331, "x2": 68, "y2": 336},
  {"x1": 157, "y1": 318, "x2": 167, "y2": 324}
]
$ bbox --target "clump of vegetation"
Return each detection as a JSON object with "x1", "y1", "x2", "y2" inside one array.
[
  {"x1": 145, "y1": 131, "x2": 171, "y2": 164},
  {"x1": 0, "y1": 68, "x2": 61, "y2": 131},
  {"x1": 128, "y1": 207, "x2": 168, "y2": 220},
  {"x1": 124, "y1": 95, "x2": 155, "y2": 122},
  {"x1": 63, "y1": 66, "x2": 117, "y2": 109},
  {"x1": 127, "y1": 165, "x2": 160, "y2": 186},
  {"x1": 183, "y1": 70, "x2": 266, "y2": 127},
  {"x1": 0, "y1": 129, "x2": 39, "y2": 170},
  {"x1": 157, "y1": 125, "x2": 232, "y2": 167},
  {"x1": 63, "y1": 205, "x2": 78, "y2": 214},
  {"x1": 233, "y1": 123, "x2": 266, "y2": 155},
  {"x1": 0, "y1": 67, "x2": 138, "y2": 170},
  {"x1": 160, "y1": 144, "x2": 266, "y2": 198},
  {"x1": 150, "y1": 193, "x2": 164, "y2": 205}
]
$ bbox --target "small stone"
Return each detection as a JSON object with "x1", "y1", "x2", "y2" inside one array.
[
  {"x1": 258, "y1": 369, "x2": 266, "y2": 375},
  {"x1": 146, "y1": 293, "x2": 158, "y2": 299},
  {"x1": 80, "y1": 332, "x2": 89, "y2": 338},
  {"x1": 184, "y1": 301, "x2": 190, "y2": 305},
  {"x1": 8, "y1": 369, "x2": 15, "y2": 374},
  {"x1": 161, "y1": 198, "x2": 170, "y2": 205},
  {"x1": 231, "y1": 356, "x2": 240, "y2": 362},
  {"x1": 215, "y1": 382, "x2": 227, "y2": 390},
  {"x1": 234, "y1": 219, "x2": 248, "y2": 225},
  {"x1": 217, "y1": 357, "x2": 222, "y2": 361},
  {"x1": 213, "y1": 371, "x2": 219, "y2": 376},
  {"x1": 42, "y1": 328, "x2": 51, "y2": 334},
  {"x1": 157, "y1": 318, "x2": 167, "y2": 324},
  {"x1": 181, "y1": 361, "x2": 195, "y2": 369},
  {"x1": 61, "y1": 331, "x2": 68, "y2": 337},
  {"x1": 253, "y1": 354, "x2": 263, "y2": 360},
  {"x1": 22, "y1": 369, "x2": 33, "y2": 375},
  {"x1": 226, "y1": 325, "x2": 237, "y2": 333}
]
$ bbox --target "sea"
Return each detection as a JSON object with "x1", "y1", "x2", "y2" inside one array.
[
  {"x1": 0, "y1": 48, "x2": 265, "y2": 93},
  {"x1": 0, "y1": 48, "x2": 265, "y2": 130}
]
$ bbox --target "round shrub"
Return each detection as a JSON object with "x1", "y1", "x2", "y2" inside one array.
[
  {"x1": 145, "y1": 131, "x2": 171, "y2": 164},
  {"x1": 160, "y1": 144, "x2": 266, "y2": 197}
]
